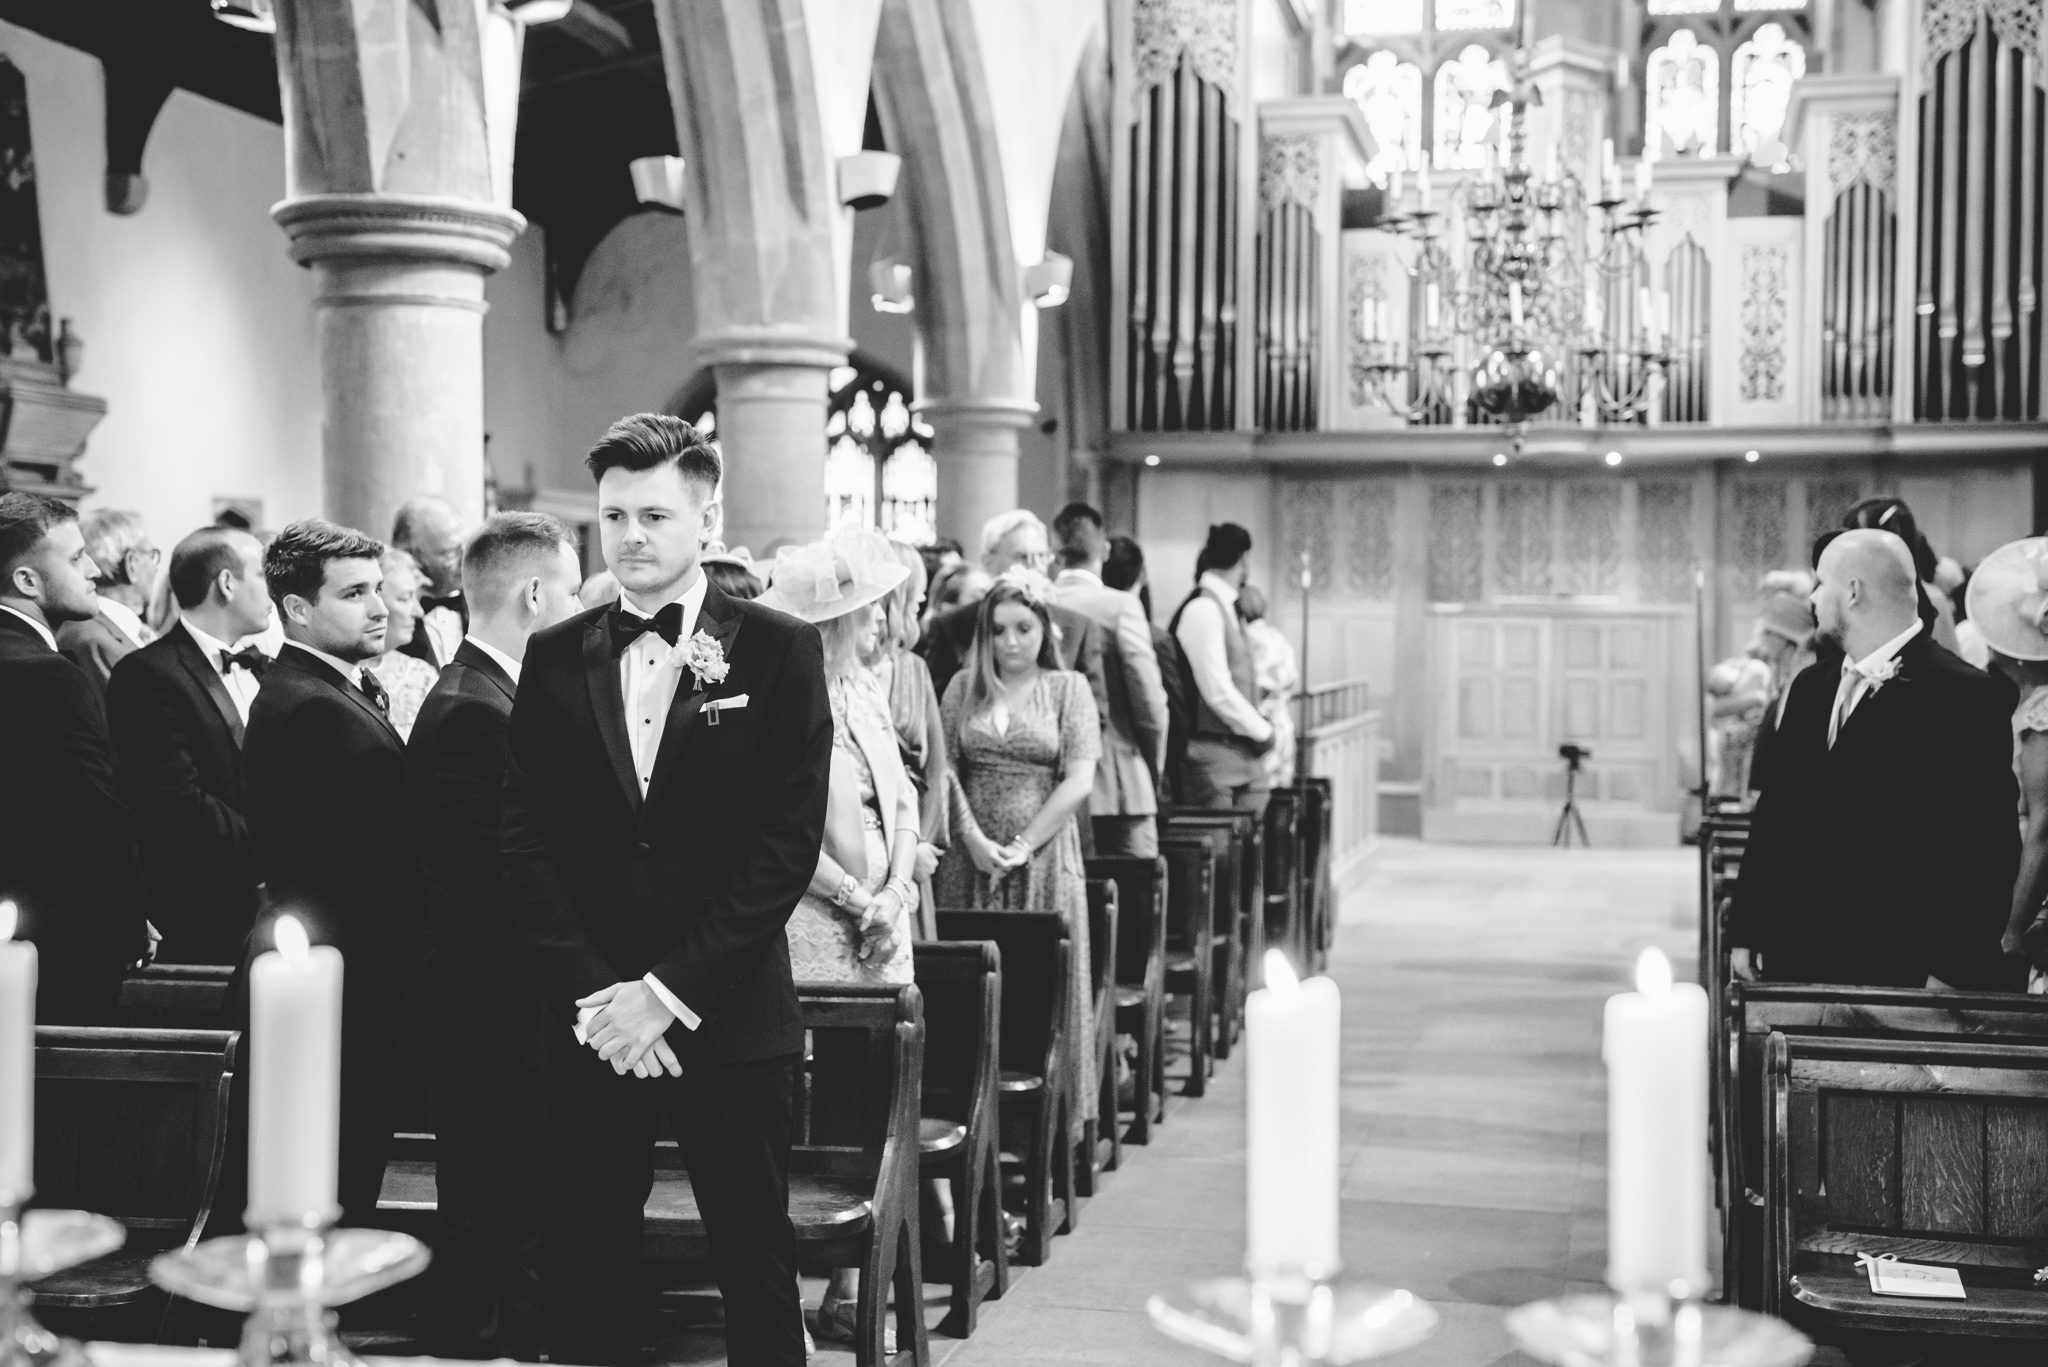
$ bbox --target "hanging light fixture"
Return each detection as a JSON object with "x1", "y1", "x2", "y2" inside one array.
[
  {"x1": 209, "y1": 0, "x2": 275, "y2": 34},
  {"x1": 629, "y1": 156, "x2": 687, "y2": 213},
  {"x1": 1354, "y1": 47, "x2": 1669, "y2": 445},
  {"x1": 869, "y1": 258, "x2": 914, "y2": 314}
]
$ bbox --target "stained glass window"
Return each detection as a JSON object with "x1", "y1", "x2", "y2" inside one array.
[
  {"x1": 1646, "y1": 29, "x2": 1720, "y2": 157},
  {"x1": 1646, "y1": 0, "x2": 1718, "y2": 14},
  {"x1": 1345, "y1": 52, "x2": 1425, "y2": 179},
  {"x1": 1433, "y1": 45, "x2": 1509, "y2": 170},
  {"x1": 1730, "y1": 23, "x2": 1806, "y2": 156},
  {"x1": 1344, "y1": 0, "x2": 1423, "y2": 36},
  {"x1": 1432, "y1": 0, "x2": 1514, "y2": 29}
]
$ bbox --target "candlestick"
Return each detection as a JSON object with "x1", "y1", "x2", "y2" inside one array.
[
  {"x1": 0, "y1": 904, "x2": 30, "y2": 1204},
  {"x1": 1507, "y1": 1291, "x2": 1813, "y2": 1367},
  {"x1": 1, "y1": 1205, "x2": 125, "y2": 1367},
  {"x1": 1636, "y1": 285, "x2": 1654, "y2": 345},
  {"x1": 1603, "y1": 949, "x2": 1708, "y2": 1297},
  {"x1": 1246, "y1": 951, "x2": 1339, "y2": 1277},
  {"x1": 247, "y1": 916, "x2": 343, "y2": 1228}
]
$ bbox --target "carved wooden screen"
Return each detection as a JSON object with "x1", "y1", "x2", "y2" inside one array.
[
  {"x1": 0, "y1": 57, "x2": 51, "y2": 365},
  {"x1": 1126, "y1": 0, "x2": 1239, "y2": 431},
  {"x1": 1256, "y1": 136, "x2": 1319, "y2": 431},
  {"x1": 1821, "y1": 116, "x2": 1897, "y2": 421},
  {"x1": 1913, "y1": 0, "x2": 2046, "y2": 420}
]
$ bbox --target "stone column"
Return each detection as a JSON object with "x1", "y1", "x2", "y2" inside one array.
[
  {"x1": 269, "y1": 0, "x2": 525, "y2": 537},
  {"x1": 704, "y1": 337, "x2": 848, "y2": 554},
  {"x1": 923, "y1": 398, "x2": 1038, "y2": 546}
]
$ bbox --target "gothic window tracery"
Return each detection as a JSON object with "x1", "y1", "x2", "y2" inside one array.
[
  {"x1": 1730, "y1": 22, "x2": 1806, "y2": 158},
  {"x1": 1343, "y1": 51, "x2": 1424, "y2": 179},
  {"x1": 1338, "y1": 0, "x2": 1517, "y2": 182},
  {"x1": 1638, "y1": 1, "x2": 1814, "y2": 163}
]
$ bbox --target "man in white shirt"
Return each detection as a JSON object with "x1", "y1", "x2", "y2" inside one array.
[
  {"x1": 393, "y1": 495, "x2": 472, "y2": 667},
  {"x1": 106, "y1": 527, "x2": 274, "y2": 964},
  {"x1": 1170, "y1": 522, "x2": 1275, "y2": 815},
  {"x1": 1051, "y1": 502, "x2": 1169, "y2": 856},
  {"x1": 56, "y1": 508, "x2": 158, "y2": 691}
]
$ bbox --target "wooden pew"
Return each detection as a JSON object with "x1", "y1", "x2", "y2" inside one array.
[
  {"x1": 910, "y1": 941, "x2": 1007, "y2": 1337},
  {"x1": 1086, "y1": 855, "x2": 1167, "y2": 1149},
  {"x1": 1163, "y1": 809, "x2": 1264, "y2": 1056},
  {"x1": 1077, "y1": 879, "x2": 1120, "y2": 1194},
  {"x1": 118, "y1": 965, "x2": 232, "y2": 1028},
  {"x1": 1723, "y1": 984, "x2": 2048, "y2": 1310},
  {"x1": 1697, "y1": 806, "x2": 1750, "y2": 1214},
  {"x1": 1299, "y1": 778, "x2": 1335, "y2": 970},
  {"x1": 934, "y1": 910, "x2": 1073, "y2": 1267},
  {"x1": 1763, "y1": 1032, "x2": 2048, "y2": 1343},
  {"x1": 32, "y1": 1026, "x2": 242, "y2": 1344},
  {"x1": 1158, "y1": 834, "x2": 1218, "y2": 1098},
  {"x1": 1262, "y1": 788, "x2": 1304, "y2": 970}
]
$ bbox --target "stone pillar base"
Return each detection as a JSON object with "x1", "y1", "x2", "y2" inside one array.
[
  {"x1": 919, "y1": 397, "x2": 1039, "y2": 547},
  {"x1": 273, "y1": 194, "x2": 524, "y2": 537}
]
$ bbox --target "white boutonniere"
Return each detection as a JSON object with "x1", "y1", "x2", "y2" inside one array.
[
  {"x1": 667, "y1": 630, "x2": 730, "y2": 691},
  {"x1": 1854, "y1": 656, "x2": 1903, "y2": 695}
]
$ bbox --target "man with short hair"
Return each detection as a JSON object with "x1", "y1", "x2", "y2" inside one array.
[
  {"x1": 1730, "y1": 529, "x2": 2019, "y2": 990},
  {"x1": 106, "y1": 527, "x2": 273, "y2": 965},
  {"x1": 920, "y1": 508, "x2": 1110, "y2": 721},
  {"x1": 1171, "y1": 523, "x2": 1275, "y2": 815},
  {"x1": 407, "y1": 512, "x2": 582, "y2": 1358},
  {"x1": 0, "y1": 493, "x2": 148, "y2": 1021},
  {"x1": 504, "y1": 414, "x2": 830, "y2": 1367},
  {"x1": 392, "y1": 495, "x2": 470, "y2": 667},
  {"x1": 243, "y1": 518, "x2": 425, "y2": 1224},
  {"x1": 1051, "y1": 502, "x2": 1169, "y2": 857},
  {"x1": 56, "y1": 508, "x2": 159, "y2": 690}
]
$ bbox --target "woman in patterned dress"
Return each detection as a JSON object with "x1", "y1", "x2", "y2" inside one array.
[
  {"x1": 756, "y1": 528, "x2": 921, "y2": 1344},
  {"x1": 935, "y1": 569, "x2": 1101, "y2": 1139},
  {"x1": 867, "y1": 539, "x2": 949, "y2": 939},
  {"x1": 1964, "y1": 539, "x2": 2048, "y2": 992},
  {"x1": 364, "y1": 548, "x2": 440, "y2": 739}
]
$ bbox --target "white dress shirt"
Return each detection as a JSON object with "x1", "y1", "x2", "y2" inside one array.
[
  {"x1": 0, "y1": 602, "x2": 56, "y2": 651},
  {"x1": 1174, "y1": 572, "x2": 1273, "y2": 742},
  {"x1": 466, "y1": 635, "x2": 522, "y2": 687},
  {"x1": 98, "y1": 596, "x2": 153, "y2": 649},
  {"x1": 180, "y1": 619, "x2": 261, "y2": 723},
  {"x1": 610, "y1": 572, "x2": 711, "y2": 1033},
  {"x1": 1829, "y1": 619, "x2": 1922, "y2": 746},
  {"x1": 421, "y1": 605, "x2": 464, "y2": 667}
]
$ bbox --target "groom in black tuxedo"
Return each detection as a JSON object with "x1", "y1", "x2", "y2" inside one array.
[
  {"x1": 243, "y1": 519, "x2": 425, "y2": 1224},
  {"x1": 503, "y1": 415, "x2": 830, "y2": 1367},
  {"x1": 1730, "y1": 528, "x2": 2020, "y2": 991}
]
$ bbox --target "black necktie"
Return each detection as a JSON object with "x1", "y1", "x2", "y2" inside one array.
[
  {"x1": 608, "y1": 602, "x2": 686, "y2": 657},
  {"x1": 356, "y1": 667, "x2": 391, "y2": 718},
  {"x1": 220, "y1": 647, "x2": 268, "y2": 677}
]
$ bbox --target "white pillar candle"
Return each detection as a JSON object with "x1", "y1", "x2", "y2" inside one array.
[
  {"x1": 248, "y1": 915, "x2": 343, "y2": 1227},
  {"x1": 1510, "y1": 283, "x2": 1525, "y2": 329},
  {"x1": 1635, "y1": 157, "x2": 1653, "y2": 199},
  {"x1": 1246, "y1": 950, "x2": 1340, "y2": 1278},
  {"x1": 1425, "y1": 282, "x2": 1441, "y2": 329},
  {"x1": 1418, "y1": 155, "x2": 1432, "y2": 212},
  {"x1": 0, "y1": 902, "x2": 33, "y2": 1200},
  {"x1": 1388, "y1": 168, "x2": 1403, "y2": 206},
  {"x1": 1544, "y1": 146, "x2": 1560, "y2": 185},
  {"x1": 1603, "y1": 948, "x2": 1709, "y2": 1296}
]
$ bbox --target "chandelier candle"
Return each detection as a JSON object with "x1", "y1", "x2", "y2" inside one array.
[
  {"x1": 1246, "y1": 950, "x2": 1340, "y2": 1277},
  {"x1": 1602, "y1": 948, "x2": 1708, "y2": 1296},
  {"x1": 248, "y1": 915, "x2": 343, "y2": 1225},
  {"x1": 0, "y1": 903, "x2": 30, "y2": 1198}
]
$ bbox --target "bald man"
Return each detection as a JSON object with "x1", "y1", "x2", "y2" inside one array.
[{"x1": 1729, "y1": 529, "x2": 2022, "y2": 990}]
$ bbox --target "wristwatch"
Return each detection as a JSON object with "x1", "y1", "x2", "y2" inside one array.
[{"x1": 831, "y1": 874, "x2": 861, "y2": 909}]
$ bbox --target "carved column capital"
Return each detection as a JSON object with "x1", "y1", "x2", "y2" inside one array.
[
  {"x1": 272, "y1": 195, "x2": 527, "y2": 279},
  {"x1": 689, "y1": 328, "x2": 855, "y2": 375}
]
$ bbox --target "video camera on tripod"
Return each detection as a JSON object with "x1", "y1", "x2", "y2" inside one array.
[{"x1": 1553, "y1": 744, "x2": 1591, "y2": 846}]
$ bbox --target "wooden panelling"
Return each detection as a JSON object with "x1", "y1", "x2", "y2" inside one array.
[
  {"x1": 1820, "y1": 1092, "x2": 1898, "y2": 1229},
  {"x1": 1983, "y1": 1102, "x2": 2048, "y2": 1239},
  {"x1": 1899, "y1": 1097, "x2": 1985, "y2": 1235}
]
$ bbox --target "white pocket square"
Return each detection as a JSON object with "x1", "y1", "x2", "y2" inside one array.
[{"x1": 710, "y1": 694, "x2": 749, "y2": 711}]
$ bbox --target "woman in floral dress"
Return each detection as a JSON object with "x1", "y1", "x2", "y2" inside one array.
[
  {"x1": 364, "y1": 548, "x2": 441, "y2": 739},
  {"x1": 935, "y1": 569, "x2": 1101, "y2": 1136}
]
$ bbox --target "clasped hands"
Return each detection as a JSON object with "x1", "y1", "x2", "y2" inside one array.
[
  {"x1": 576, "y1": 979, "x2": 681, "y2": 1079},
  {"x1": 964, "y1": 828, "x2": 1033, "y2": 879}
]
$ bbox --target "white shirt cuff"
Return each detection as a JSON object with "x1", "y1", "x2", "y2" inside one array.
[{"x1": 642, "y1": 972, "x2": 702, "y2": 1030}]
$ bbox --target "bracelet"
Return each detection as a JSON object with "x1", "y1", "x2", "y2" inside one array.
[
  {"x1": 830, "y1": 874, "x2": 860, "y2": 909},
  {"x1": 884, "y1": 876, "x2": 916, "y2": 904}
]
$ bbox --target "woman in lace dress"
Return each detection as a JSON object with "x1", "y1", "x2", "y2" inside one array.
[
  {"x1": 1965, "y1": 539, "x2": 2048, "y2": 992},
  {"x1": 364, "y1": 548, "x2": 441, "y2": 739},
  {"x1": 866, "y1": 539, "x2": 949, "y2": 939},
  {"x1": 935, "y1": 570, "x2": 1101, "y2": 1136},
  {"x1": 757, "y1": 530, "x2": 922, "y2": 1346}
]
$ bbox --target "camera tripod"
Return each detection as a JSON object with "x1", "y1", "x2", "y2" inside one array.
[{"x1": 1552, "y1": 751, "x2": 1590, "y2": 848}]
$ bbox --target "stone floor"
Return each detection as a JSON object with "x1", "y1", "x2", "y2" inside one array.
[{"x1": 923, "y1": 838, "x2": 1699, "y2": 1367}]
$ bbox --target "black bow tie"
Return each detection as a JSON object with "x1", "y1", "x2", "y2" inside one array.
[
  {"x1": 220, "y1": 647, "x2": 268, "y2": 677},
  {"x1": 356, "y1": 667, "x2": 391, "y2": 717},
  {"x1": 609, "y1": 602, "x2": 686, "y2": 656},
  {"x1": 421, "y1": 592, "x2": 464, "y2": 616}
]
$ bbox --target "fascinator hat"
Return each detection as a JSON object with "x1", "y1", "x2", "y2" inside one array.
[
  {"x1": 757, "y1": 526, "x2": 909, "y2": 625},
  {"x1": 1966, "y1": 537, "x2": 2048, "y2": 663},
  {"x1": 700, "y1": 541, "x2": 757, "y2": 574}
]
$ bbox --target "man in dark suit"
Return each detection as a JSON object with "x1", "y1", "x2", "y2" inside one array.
[
  {"x1": 243, "y1": 518, "x2": 424, "y2": 1225},
  {"x1": 920, "y1": 508, "x2": 1109, "y2": 716},
  {"x1": 0, "y1": 493, "x2": 149, "y2": 1022},
  {"x1": 406, "y1": 512, "x2": 582, "y2": 1359},
  {"x1": 1730, "y1": 528, "x2": 2020, "y2": 991},
  {"x1": 106, "y1": 527, "x2": 273, "y2": 965},
  {"x1": 504, "y1": 415, "x2": 829, "y2": 1367},
  {"x1": 393, "y1": 496, "x2": 471, "y2": 668}
]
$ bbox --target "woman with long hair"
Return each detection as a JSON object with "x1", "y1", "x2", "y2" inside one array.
[
  {"x1": 935, "y1": 568, "x2": 1101, "y2": 1137},
  {"x1": 866, "y1": 540, "x2": 948, "y2": 938}
]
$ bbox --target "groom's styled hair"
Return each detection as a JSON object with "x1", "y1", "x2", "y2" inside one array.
[{"x1": 584, "y1": 414, "x2": 722, "y2": 500}]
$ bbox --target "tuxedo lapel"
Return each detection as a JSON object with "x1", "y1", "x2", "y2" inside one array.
[
  {"x1": 581, "y1": 616, "x2": 643, "y2": 812},
  {"x1": 451, "y1": 640, "x2": 515, "y2": 705},
  {"x1": 172, "y1": 623, "x2": 245, "y2": 747},
  {"x1": 278, "y1": 646, "x2": 402, "y2": 741},
  {"x1": 643, "y1": 583, "x2": 747, "y2": 812},
  {"x1": 1830, "y1": 636, "x2": 1929, "y2": 757}
]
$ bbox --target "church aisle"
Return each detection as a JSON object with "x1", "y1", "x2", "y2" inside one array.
[{"x1": 938, "y1": 839, "x2": 1696, "y2": 1367}]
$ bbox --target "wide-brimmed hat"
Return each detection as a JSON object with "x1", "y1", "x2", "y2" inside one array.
[
  {"x1": 757, "y1": 526, "x2": 909, "y2": 625},
  {"x1": 700, "y1": 541, "x2": 757, "y2": 574},
  {"x1": 1966, "y1": 537, "x2": 2048, "y2": 662},
  {"x1": 1755, "y1": 570, "x2": 1816, "y2": 646}
]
